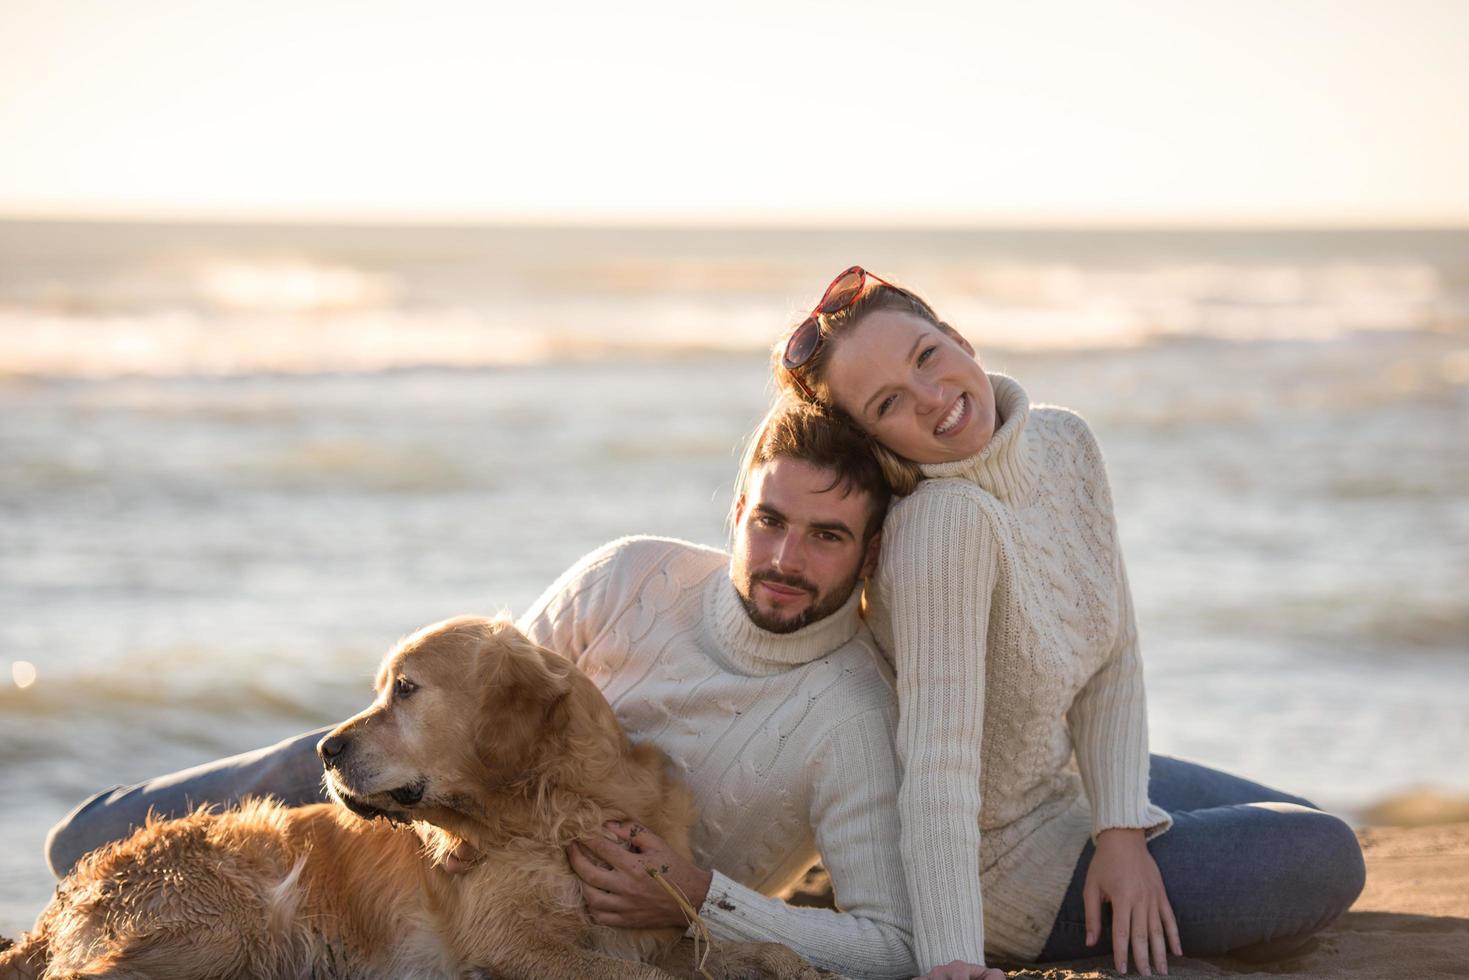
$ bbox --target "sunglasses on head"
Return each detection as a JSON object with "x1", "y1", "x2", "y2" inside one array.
[{"x1": 781, "y1": 266, "x2": 895, "y2": 397}]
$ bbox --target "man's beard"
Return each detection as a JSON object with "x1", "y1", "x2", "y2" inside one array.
[{"x1": 736, "y1": 567, "x2": 861, "y2": 635}]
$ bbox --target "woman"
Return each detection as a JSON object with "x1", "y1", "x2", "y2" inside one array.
[{"x1": 772, "y1": 268, "x2": 1365, "y2": 979}]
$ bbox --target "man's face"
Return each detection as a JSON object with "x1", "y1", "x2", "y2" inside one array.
[{"x1": 731, "y1": 457, "x2": 880, "y2": 634}]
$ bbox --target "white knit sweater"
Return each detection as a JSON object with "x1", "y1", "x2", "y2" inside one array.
[
  {"x1": 518, "y1": 536, "x2": 917, "y2": 979},
  {"x1": 866, "y1": 374, "x2": 1172, "y2": 969}
]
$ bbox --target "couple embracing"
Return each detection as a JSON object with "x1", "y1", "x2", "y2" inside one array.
[{"x1": 45, "y1": 269, "x2": 1364, "y2": 979}]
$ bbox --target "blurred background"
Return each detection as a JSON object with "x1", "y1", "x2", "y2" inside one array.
[{"x1": 2, "y1": 0, "x2": 1467, "y2": 937}]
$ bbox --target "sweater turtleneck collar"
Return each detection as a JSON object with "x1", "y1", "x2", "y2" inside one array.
[
  {"x1": 917, "y1": 373, "x2": 1036, "y2": 503},
  {"x1": 700, "y1": 571, "x2": 863, "y2": 677}
]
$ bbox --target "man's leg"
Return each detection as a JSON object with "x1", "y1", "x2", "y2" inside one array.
[
  {"x1": 45, "y1": 726, "x2": 332, "y2": 879},
  {"x1": 1038, "y1": 755, "x2": 1363, "y2": 963}
]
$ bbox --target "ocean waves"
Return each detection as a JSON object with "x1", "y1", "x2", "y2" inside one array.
[{"x1": 2, "y1": 223, "x2": 1467, "y2": 379}]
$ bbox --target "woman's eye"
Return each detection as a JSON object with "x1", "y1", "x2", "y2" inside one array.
[
  {"x1": 394, "y1": 676, "x2": 418, "y2": 698},
  {"x1": 877, "y1": 394, "x2": 897, "y2": 418},
  {"x1": 917, "y1": 345, "x2": 937, "y2": 366}
]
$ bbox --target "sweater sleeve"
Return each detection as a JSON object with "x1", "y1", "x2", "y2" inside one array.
[
  {"x1": 1064, "y1": 424, "x2": 1172, "y2": 840},
  {"x1": 1066, "y1": 549, "x2": 1172, "y2": 839},
  {"x1": 878, "y1": 484, "x2": 1000, "y2": 971},
  {"x1": 698, "y1": 705, "x2": 917, "y2": 980}
]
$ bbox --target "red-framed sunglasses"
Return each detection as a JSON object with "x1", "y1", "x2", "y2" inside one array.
[{"x1": 781, "y1": 266, "x2": 895, "y2": 397}]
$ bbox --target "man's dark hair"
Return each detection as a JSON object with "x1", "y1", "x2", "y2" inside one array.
[{"x1": 730, "y1": 398, "x2": 893, "y2": 545}]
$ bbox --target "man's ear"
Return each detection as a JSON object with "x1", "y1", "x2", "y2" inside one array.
[
  {"x1": 733, "y1": 493, "x2": 747, "y2": 528},
  {"x1": 860, "y1": 531, "x2": 882, "y2": 580}
]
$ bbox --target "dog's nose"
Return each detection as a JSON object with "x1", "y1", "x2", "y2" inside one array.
[{"x1": 317, "y1": 734, "x2": 349, "y2": 768}]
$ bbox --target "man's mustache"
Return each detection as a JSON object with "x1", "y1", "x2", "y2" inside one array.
[{"x1": 750, "y1": 570, "x2": 817, "y2": 596}]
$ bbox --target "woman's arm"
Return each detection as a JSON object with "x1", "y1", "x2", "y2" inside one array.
[
  {"x1": 1064, "y1": 425, "x2": 1177, "y2": 975},
  {"x1": 878, "y1": 483, "x2": 1001, "y2": 972},
  {"x1": 1066, "y1": 554, "x2": 1180, "y2": 975},
  {"x1": 1063, "y1": 421, "x2": 1171, "y2": 841},
  {"x1": 1066, "y1": 554, "x2": 1171, "y2": 839}
]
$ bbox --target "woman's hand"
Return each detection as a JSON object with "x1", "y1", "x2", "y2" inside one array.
[
  {"x1": 916, "y1": 961, "x2": 1006, "y2": 980},
  {"x1": 1084, "y1": 828, "x2": 1182, "y2": 976},
  {"x1": 566, "y1": 820, "x2": 714, "y2": 929}
]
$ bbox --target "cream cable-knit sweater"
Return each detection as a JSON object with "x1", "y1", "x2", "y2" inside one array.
[
  {"x1": 518, "y1": 536, "x2": 917, "y2": 979},
  {"x1": 867, "y1": 374, "x2": 1173, "y2": 969}
]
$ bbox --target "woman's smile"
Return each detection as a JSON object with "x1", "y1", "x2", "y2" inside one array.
[{"x1": 934, "y1": 392, "x2": 969, "y2": 437}]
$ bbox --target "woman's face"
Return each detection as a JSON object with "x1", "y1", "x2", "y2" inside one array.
[{"x1": 823, "y1": 309, "x2": 997, "y2": 464}]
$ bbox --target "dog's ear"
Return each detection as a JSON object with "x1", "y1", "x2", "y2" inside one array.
[
  {"x1": 473, "y1": 622, "x2": 574, "y2": 778},
  {"x1": 480, "y1": 621, "x2": 573, "y2": 704}
]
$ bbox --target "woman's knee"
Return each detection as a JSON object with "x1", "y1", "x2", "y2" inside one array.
[
  {"x1": 1301, "y1": 810, "x2": 1365, "y2": 920},
  {"x1": 1154, "y1": 803, "x2": 1363, "y2": 958},
  {"x1": 1254, "y1": 805, "x2": 1364, "y2": 928}
]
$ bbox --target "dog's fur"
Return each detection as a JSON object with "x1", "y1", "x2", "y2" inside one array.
[{"x1": 1, "y1": 617, "x2": 832, "y2": 979}]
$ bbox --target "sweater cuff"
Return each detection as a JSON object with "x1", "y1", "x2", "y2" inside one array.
[
  {"x1": 697, "y1": 870, "x2": 787, "y2": 943},
  {"x1": 1092, "y1": 801, "x2": 1173, "y2": 842}
]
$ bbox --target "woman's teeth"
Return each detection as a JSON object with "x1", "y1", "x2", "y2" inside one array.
[{"x1": 935, "y1": 394, "x2": 967, "y2": 435}]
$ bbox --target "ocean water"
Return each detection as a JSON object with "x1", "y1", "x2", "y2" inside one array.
[{"x1": 1, "y1": 221, "x2": 1467, "y2": 937}]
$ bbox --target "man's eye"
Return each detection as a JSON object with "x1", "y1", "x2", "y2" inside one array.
[
  {"x1": 877, "y1": 394, "x2": 897, "y2": 418},
  {"x1": 917, "y1": 345, "x2": 937, "y2": 366},
  {"x1": 394, "y1": 676, "x2": 418, "y2": 698}
]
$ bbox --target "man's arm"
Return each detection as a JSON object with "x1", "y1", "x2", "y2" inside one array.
[
  {"x1": 697, "y1": 703, "x2": 916, "y2": 979},
  {"x1": 878, "y1": 484, "x2": 997, "y2": 972},
  {"x1": 516, "y1": 539, "x2": 625, "y2": 664},
  {"x1": 576, "y1": 703, "x2": 917, "y2": 980}
]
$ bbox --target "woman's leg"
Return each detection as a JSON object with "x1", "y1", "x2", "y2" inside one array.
[
  {"x1": 44, "y1": 726, "x2": 332, "y2": 879},
  {"x1": 1039, "y1": 756, "x2": 1364, "y2": 963},
  {"x1": 1145, "y1": 755, "x2": 1318, "y2": 812}
]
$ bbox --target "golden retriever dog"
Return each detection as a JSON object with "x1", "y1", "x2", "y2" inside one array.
[{"x1": 1, "y1": 617, "x2": 834, "y2": 980}]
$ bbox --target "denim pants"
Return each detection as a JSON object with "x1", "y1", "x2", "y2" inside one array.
[
  {"x1": 1037, "y1": 755, "x2": 1366, "y2": 963},
  {"x1": 46, "y1": 726, "x2": 334, "y2": 879}
]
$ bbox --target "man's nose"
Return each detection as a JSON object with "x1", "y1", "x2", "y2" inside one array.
[{"x1": 772, "y1": 532, "x2": 804, "y2": 571}]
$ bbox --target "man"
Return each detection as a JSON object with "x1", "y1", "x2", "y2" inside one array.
[{"x1": 44, "y1": 400, "x2": 916, "y2": 979}]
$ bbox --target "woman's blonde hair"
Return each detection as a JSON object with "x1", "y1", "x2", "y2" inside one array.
[{"x1": 771, "y1": 280, "x2": 952, "y2": 496}]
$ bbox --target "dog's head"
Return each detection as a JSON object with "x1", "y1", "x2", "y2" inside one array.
[{"x1": 318, "y1": 615, "x2": 620, "y2": 829}]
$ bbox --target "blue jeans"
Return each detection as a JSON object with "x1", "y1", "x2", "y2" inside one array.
[
  {"x1": 45, "y1": 726, "x2": 332, "y2": 879},
  {"x1": 1037, "y1": 755, "x2": 1365, "y2": 963}
]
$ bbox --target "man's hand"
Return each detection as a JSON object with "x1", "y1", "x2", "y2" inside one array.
[
  {"x1": 1084, "y1": 828, "x2": 1182, "y2": 976},
  {"x1": 566, "y1": 820, "x2": 714, "y2": 930},
  {"x1": 917, "y1": 961, "x2": 1005, "y2": 979},
  {"x1": 438, "y1": 840, "x2": 479, "y2": 874}
]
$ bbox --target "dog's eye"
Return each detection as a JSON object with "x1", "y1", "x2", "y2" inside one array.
[{"x1": 393, "y1": 676, "x2": 418, "y2": 699}]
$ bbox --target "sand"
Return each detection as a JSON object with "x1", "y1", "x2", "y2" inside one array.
[{"x1": 790, "y1": 824, "x2": 1469, "y2": 979}]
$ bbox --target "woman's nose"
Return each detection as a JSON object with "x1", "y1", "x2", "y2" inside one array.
[{"x1": 913, "y1": 381, "x2": 946, "y2": 413}]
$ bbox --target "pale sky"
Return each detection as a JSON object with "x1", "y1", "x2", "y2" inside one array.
[{"x1": 2, "y1": 0, "x2": 1467, "y2": 225}]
